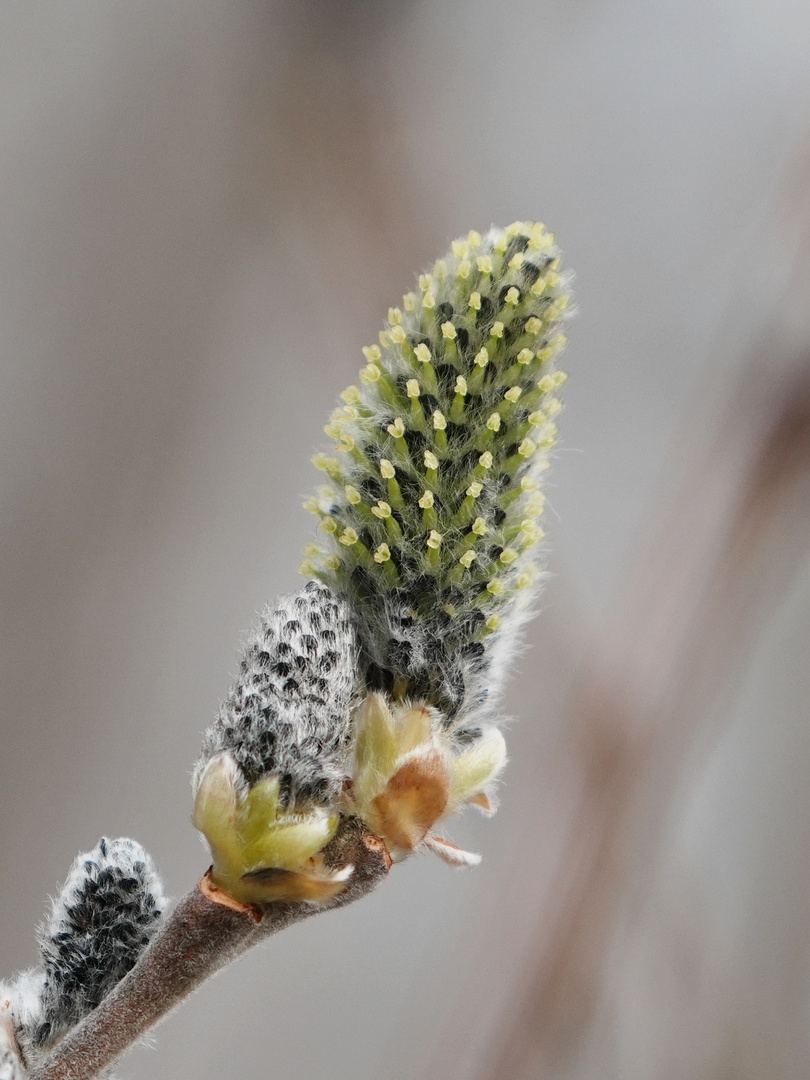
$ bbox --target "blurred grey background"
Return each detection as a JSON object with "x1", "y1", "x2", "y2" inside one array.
[{"x1": 2, "y1": 2, "x2": 810, "y2": 1078}]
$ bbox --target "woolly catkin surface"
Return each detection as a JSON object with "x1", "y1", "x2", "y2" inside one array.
[
  {"x1": 196, "y1": 581, "x2": 359, "y2": 807},
  {"x1": 5, "y1": 839, "x2": 165, "y2": 1062}
]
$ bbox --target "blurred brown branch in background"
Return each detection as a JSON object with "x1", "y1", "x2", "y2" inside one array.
[{"x1": 463, "y1": 344, "x2": 810, "y2": 1079}]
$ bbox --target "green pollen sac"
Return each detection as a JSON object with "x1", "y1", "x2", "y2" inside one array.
[{"x1": 302, "y1": 221, "x2": 571, "y2": 646}]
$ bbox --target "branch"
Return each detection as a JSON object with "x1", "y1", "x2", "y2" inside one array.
[{"x1": 27, "y1": 819, "x2": 390, "y2": 1080}]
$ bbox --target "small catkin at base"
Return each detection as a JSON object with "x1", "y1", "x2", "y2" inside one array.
[
  {"x1": 193, "y1": 581, "x2": 362, "y2": 904},
  {"x1": 4, "y1": 837, "x2": 165, "y2": 1062}
]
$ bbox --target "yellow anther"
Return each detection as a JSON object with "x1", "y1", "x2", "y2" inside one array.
[
  {"x1": 433, "y1": 410, "x2": 447, "y2": 430},
  {"x1": 340, "y1": 385, "x2": 361, "y2": 404},
  {"x1": 467, "y1": 229, "x2": 482, "y2": 247},
  {"x1": 426, "y1": 530, "x2": 443, "y2": 550},
  {"x1": 434, "y1": 259, "x2": 448, "y2": 279},
  {"x1": 504, "y1": 386, "x2": 522, "y2": 403},
  {"x1": 345, "y1": 485, "x2": 362, "y2": 505},
  {"x1": 388, "y1": 307, "x2": 402, "y2": 325},
  {"x1": 469, "y1": 291, "x2": 481, "y2": 311},
  {"x1": 525, "y1": 316, "x2": 542, "y2": 334},
  {"x1": 457, "y1": 259, "x2": 471, "y2": 280},
  {"x1": 302, "y1": 496, "x2": 320, "y2": 514},
  {"x1": 373, "y1": 544, "x2": 391, "y2": 563},
  {"x1": 323, "y1": 423, "x2": 342, "y2": 440},
  {"x1": 324, "y1": 554, "x2": 341, "y2": 571},
  {"x1": 516, "y1": 570, "x2": 534, "y2": 589},
  {"x1": 339, "y1": 528, "x2": 359, "y2": 546},
  {"x1": 525, "y1": 494, "x2": 546, "y2": 516},
  {"x1": 477, "y1": 255, "x2": 493, "y2": 274},
  {"x1": 419, "y1": 274, "x2": 433, "y2": 292},
  {"x1": 494, "y1": 234, "x2": 508, "y2": 254},
  {"x1": 537, "y1": 375, "x2": 555, "y2": 393},
  {"x1": 506, "y1": 222, "x2": 523, "y2": 237},
  {"x1": 362, "y1": 344, "x2": 382, "y2": 362},
  {"x1": 418, "y1": 490, "x2": 434, "y2": 509},
  {"x1": 490, "y1": 321, "x2": 504, "y2": 339},
  {"x1": 406, "y1": 379, "x2": 421, "y2": 398},
  {"x1": 414, "y1": 343, "x2": 431, "y2": 364},
  {"x1": 387, "y1": 417, "x2": 406, "y2": 438},
  {"x1": 320, "y1": 518, "x2": 338, "y2": 534},
  {"x1": 403, "y1": 292, "x2": 417, "y2": 312},
  {"x1": 517, "y1": 348, "x2": 534, "y2": 365},
  {"x1": 508, "y1": 252, "x2": 525, "y2": 270},
  {"x1": 389, "y1": 325, "x2": 406, "y2": 344},
  {"x1": 545, "y1": 271, "x2": 560, "y2": 290},
  {"x1": 546, "y1": 397, "x2": 562, "y2": 416},
  {"x1": 479, "y1": 451, "x2": 493, "y2": 469},
  {"x1": 452, "y1": 239, "x2": 469, "y2": 258},
  {"x1": 527, "y1": 224, "x2": 547, "y2": 250},
  {"x1": 361, "y1": 364, "x2": 381, "y2": 383},
  {"x1": 486, "y1": 614, "x2": 502, "y2": 631},
  {"x1": 499, "y1": 548, "x2": 518, "y2": 564},
  {"x1": 380, "y1": 459, "x2": 395, "y2": 479},
  {"x1": 486, "y1": 579, "x2": 505, "y2": 595},
  {"x1": 454, "y1": 375, "x2": 468, "y2": 395},
  {"x1": 518, "y1": 438, "x2": 537, "y2": 457},
  {"x1": 553, "y1": 371, "x2": 568, "y2": 387},
  {"x1": 520, "y1": 475, "x2": 539, "y2": 491},
  {"x1": 337, "y1": 433, "x2": 355, "y2": 452},
  {"x1": 371, "y1": 501, "x2": 392, "y2": 519},
  {"x1": 471, "y1": 517, "x2": 488, "y2": 536},
  {"x1": 424, "y1": 450, "x2": 439, "y2": 470},
  {"x1": 312, "y1": 453, "x2": 341, "y2": 474},
  {"x1": 486, "y1": 413, "x2": 501, "y2": 432},
  {"x1": 441, "y1": 322, "x2": 457, "y2": 340},
  {"x1": 422, "y1": 292, "x2": 436, "y2": 310},
  {"x1": 528, "y1": 410, "x2": 546, "y2": 426},
  {"x1": 505, "y1": 287, "x2": 520, "y2": 306},
  {"x1": 379, "y1": 330, "x2": 392, "y2": 348},
  {"x1": 466, "y1": 481, "x2": 483, "y2": 498},
  {"x1": 521, "y1": 524, "x2": 545, "y2": 546},
  {"x1": 459, "y1": 550, "x2": 477, "y2": 568},
  {"x1": 474, "y1": 348, "x2": 489, "y2": 367},
  {"x1": 298, "y1": 559, "x2": 316, "y2": 576}
]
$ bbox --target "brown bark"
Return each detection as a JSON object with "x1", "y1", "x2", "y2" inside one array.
[{"x1": 29, "y1": 820, "x2": 390, "y2": 1080}]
